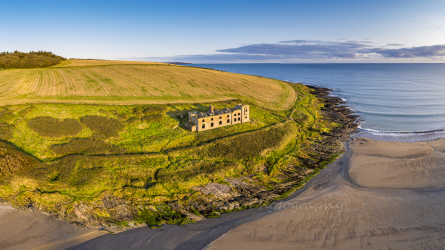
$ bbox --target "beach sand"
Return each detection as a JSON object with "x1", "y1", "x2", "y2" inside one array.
[
  {"x1": 206, "y1": 137, "x2": 445, "y2": 249},
  {"x1": 0, "y1": 204, "x2": 105, "y2": 250},
  {"x1": 6, "y1": 136, "x2": 445, "y2": 249}
]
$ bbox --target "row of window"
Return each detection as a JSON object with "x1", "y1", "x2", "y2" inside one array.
[
  {"x1": 203, "y1": 113, "x2": 243, "y2": 122},
  {"x1": 201, "y1": 117, "x2": 245, "y2": 129}
]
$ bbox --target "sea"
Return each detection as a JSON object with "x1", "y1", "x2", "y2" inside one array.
[{"x1": 191, "y1": 63, "x2": 445, "y2": 137}]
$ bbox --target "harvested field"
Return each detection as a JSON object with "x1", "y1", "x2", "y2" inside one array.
[
  {"x1": 52, "y1": 59, "x2": 167, "y2": 67},
  {"x1": 0, "y1": 61, "x2": 296, "y2": 111},
  {"x1": 50, "y1": 139, "x2": 127, "y2": 156},
  {"x1": 80, "y1": 115, "x2": 124, "y2": 138},
  {"x1": 28, "y1": 117, "x2": 83, "y2": 138}
]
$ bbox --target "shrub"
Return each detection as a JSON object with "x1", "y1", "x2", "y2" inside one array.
[
  {"x1": 80, "y1": 115, "x2": 124, "y2": 138},
  {"x1": 28, "y1": 117, "x2": 83, "y2": 138},
  {"x1": 0, "y1": 141, "x2": 40, "y2": 176},
  {"x1": 175, "y1": 122, "x2": 297, "y2": 160},
  {"x1": 156, "y1": 161, "x2": 240, "y2": 183},
  {"x1": 50, "y1": 138, "x2": 127, "y2": 156},
  {"x1": 0, "y1": 110, "x2": 16, "y2": 123},
  {"x1": 143, "y1": 107, "x2": 167, "y2": 116},
  {"x1": 0, "y1": 123, "x2": 14, "y2": 141},
  {"x1": 141, "y1": 115, "x2": 164, "y2": 123}
]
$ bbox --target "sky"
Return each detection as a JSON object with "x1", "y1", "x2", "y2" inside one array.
[{"x1": 1, "y1": 0, "x2": 445, "y2": 63}]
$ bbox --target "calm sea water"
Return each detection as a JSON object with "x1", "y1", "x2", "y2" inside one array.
[{"x1": 192, "y1": 63, "x2": 445, "y2": 134}]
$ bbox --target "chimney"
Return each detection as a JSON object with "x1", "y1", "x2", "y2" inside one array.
[{"x1": 209, "y1": 105, "x2": 214, "y2": 112}]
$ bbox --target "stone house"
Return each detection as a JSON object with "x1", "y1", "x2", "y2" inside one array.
[{"x1": 185, "y1": 104, "x2": 250, "y2": 132}]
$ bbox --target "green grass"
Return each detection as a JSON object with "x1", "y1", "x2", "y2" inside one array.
[{"x1": 0, "y1": 82, "x2": 340, "y2": 227}]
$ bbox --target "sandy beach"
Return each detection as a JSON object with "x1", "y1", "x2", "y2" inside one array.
[
  {"x1": 0, "y1": 204, "x2": 105, "y2": 250},
  {"x1": 4, "y1": 136, "x2": 445, "y2": 249},
  {"x1": 206, "y1": 137, "x2": 445, "y2": 249}
]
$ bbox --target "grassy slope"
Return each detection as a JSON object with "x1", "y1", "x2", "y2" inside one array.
[
  {"x1": 0, "y1": 60, "x2": 296, "y2": 111},
  {"x1": 0, "y1": 60, "x2": 338, "y2": 227}
]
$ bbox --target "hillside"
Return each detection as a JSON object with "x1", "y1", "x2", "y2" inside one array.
[
  {"x1": 0, "y1": 60, "x2": 358, "y2": 229},
  {"x1": 0, "y1": 59, "x2": 296, "y2": 111}
]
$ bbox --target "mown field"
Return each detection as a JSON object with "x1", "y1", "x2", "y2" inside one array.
[
  {"x1": 0, "y1": 60, "x2": 341, "y2": 228},
  {"x1": 0, "y1": 59, "x2": 296, "y2": 111}
]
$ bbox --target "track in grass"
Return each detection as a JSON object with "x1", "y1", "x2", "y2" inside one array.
[{"x1": 0, "y1": 60, "x2": 297, "y2": 111}]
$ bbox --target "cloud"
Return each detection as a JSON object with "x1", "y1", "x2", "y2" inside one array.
[
  {"x1": 387, "y1": 43, "x2": 404, "y2": 46},
  {"x1": 216, "y1": 40, "x2": 373, "y2": 60},
  {"x1": 372, "y1": 45, "x2": 445, "y2": 58},
  {"x1": 133, "y1": 40, "x2": 445, "y2": 63}
]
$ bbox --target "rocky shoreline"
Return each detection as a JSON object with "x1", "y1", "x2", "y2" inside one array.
[{"x1": 166, "y1": 85, "x2": 359, "y2": 223}]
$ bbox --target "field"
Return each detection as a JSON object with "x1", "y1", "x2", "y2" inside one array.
[
  {"x1": 53, "y1": 59, "x2": 167, "y2": 67},
  {"x1": 0, "y1": 60, "x2": 341, "y2": 228},
  {"x1": 0, "y1": 60, "x2": 296, "y2": 111}
]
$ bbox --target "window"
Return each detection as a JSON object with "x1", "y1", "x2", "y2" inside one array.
[
  {"x1": 234, "y1": 113, "x2": 236, "y2": 117},
  {"x1": 219, "y1": 121, "x2": 222, "y2": 125},
  {"x1": 245, "y1": 116, "x2": 247, "y2": 119},
  {"x1": 202, "y1": 119, "x2": 205, "y2": 122},
  {"x1": 219, "y1": 116, "x2": 222, "y2": 119},
  {"x1": 211, "y1": 123, "x2": 214, "y2": 127},
  {"x1": 202, "y1": 124, "x2": 205, "y2": 129},
  {"x1": 238, "y1": 117, "x2": 240, "y2": 121},
  {"x1": 227, "y1": 119, "x2": 230, "y2": 123},
  {"x1": 234, "y1": 119, "x2": 236, "y2": 122},
  {"x1": 211, "y1": 118, "x2": 213, "y2": 121},
  {"x1": 227, "y1": 115, "x2": 229, "y2": 118}
]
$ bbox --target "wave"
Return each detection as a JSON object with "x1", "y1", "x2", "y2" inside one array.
[{"x1": 357, "y1": 125, "x2": 445, "y2": 137}]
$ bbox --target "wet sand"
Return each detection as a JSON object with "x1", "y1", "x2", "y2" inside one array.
[
  {"x1": 5, "y1": 136, "x2": 445, "y2": 249},
  {"x1": 207, "y1": 137, "x2": 445, "y2": 249},
  {"x1": 0, "y1": 204, "x2": 105, "y2": 250}
]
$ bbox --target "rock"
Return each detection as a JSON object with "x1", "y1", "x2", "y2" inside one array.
[{"x1": 180, "y1": 210, "x2": 206, "y2": 221}]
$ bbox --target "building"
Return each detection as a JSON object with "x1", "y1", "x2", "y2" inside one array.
[{"x1": 185, "y1": 104, "x2": 250, "y2": 132}]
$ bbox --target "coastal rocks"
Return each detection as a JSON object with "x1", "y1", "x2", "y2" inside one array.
[{"x1": 192, "y1": 182, "x2": 235, "y2": 199}]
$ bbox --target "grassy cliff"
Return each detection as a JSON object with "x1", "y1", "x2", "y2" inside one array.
[{"x1": 0, "y1": 60, "x2": 355, "y2": 229}]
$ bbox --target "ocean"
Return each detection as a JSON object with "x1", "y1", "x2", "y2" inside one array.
[{"x1": 192, "y1": 63, "x2": 445, "y2": 135}]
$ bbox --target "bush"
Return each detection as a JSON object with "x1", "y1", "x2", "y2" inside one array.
[
  {"x1": 80, "y1": 115, "x2": 124, "y2": 138},
  {"x1": 141, "y1": 115, "x2": 164, "y2": 123},
  {"x1": 176, "y1": 122, "x2": 297, "y2": 160},
  {"x1": 143, "y1": 107, "x2": 167, "y2": 116},
  {"x1": 0, "y1": 123, "x2": 14, "y2": 141},
  {"x1": 156, "y1": 161, "x2": 239, "y2": 183},
  {"x1": 50, "y1": 138, "x2": 127, "y2": 156},
  {"x1": 0, "y1": 141, "x2": 39, "y2": 176},
  {"x1": 28, "y1": 117, "x2": 83, "y2": 138},
  {"x1": 0, "y1": 110, "x2": 16, "y2": 123},
  {"x1": 0, "y1": 51, "x2": 66, "y2": 69}
]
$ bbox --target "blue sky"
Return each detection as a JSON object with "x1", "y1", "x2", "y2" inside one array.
[{"x1": 1, "y1": 0, "x2": 445, "y2": 63}]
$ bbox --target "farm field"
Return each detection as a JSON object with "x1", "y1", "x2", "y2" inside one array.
[{"x1": 0, "y1": 60, "x2": 296, "y2": 111}]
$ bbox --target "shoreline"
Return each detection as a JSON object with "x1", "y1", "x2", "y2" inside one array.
[
  {"x1": 206, "y1": 135, "x2": 445, "y2": 249},
  {"x1": 1, "y1": 86, "x2": 357, "y2": 249}
]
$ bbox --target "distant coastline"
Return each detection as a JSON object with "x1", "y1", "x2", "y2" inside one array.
[{"x1": 164, "y1": 62, "x2": 193, "y2": 65}]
